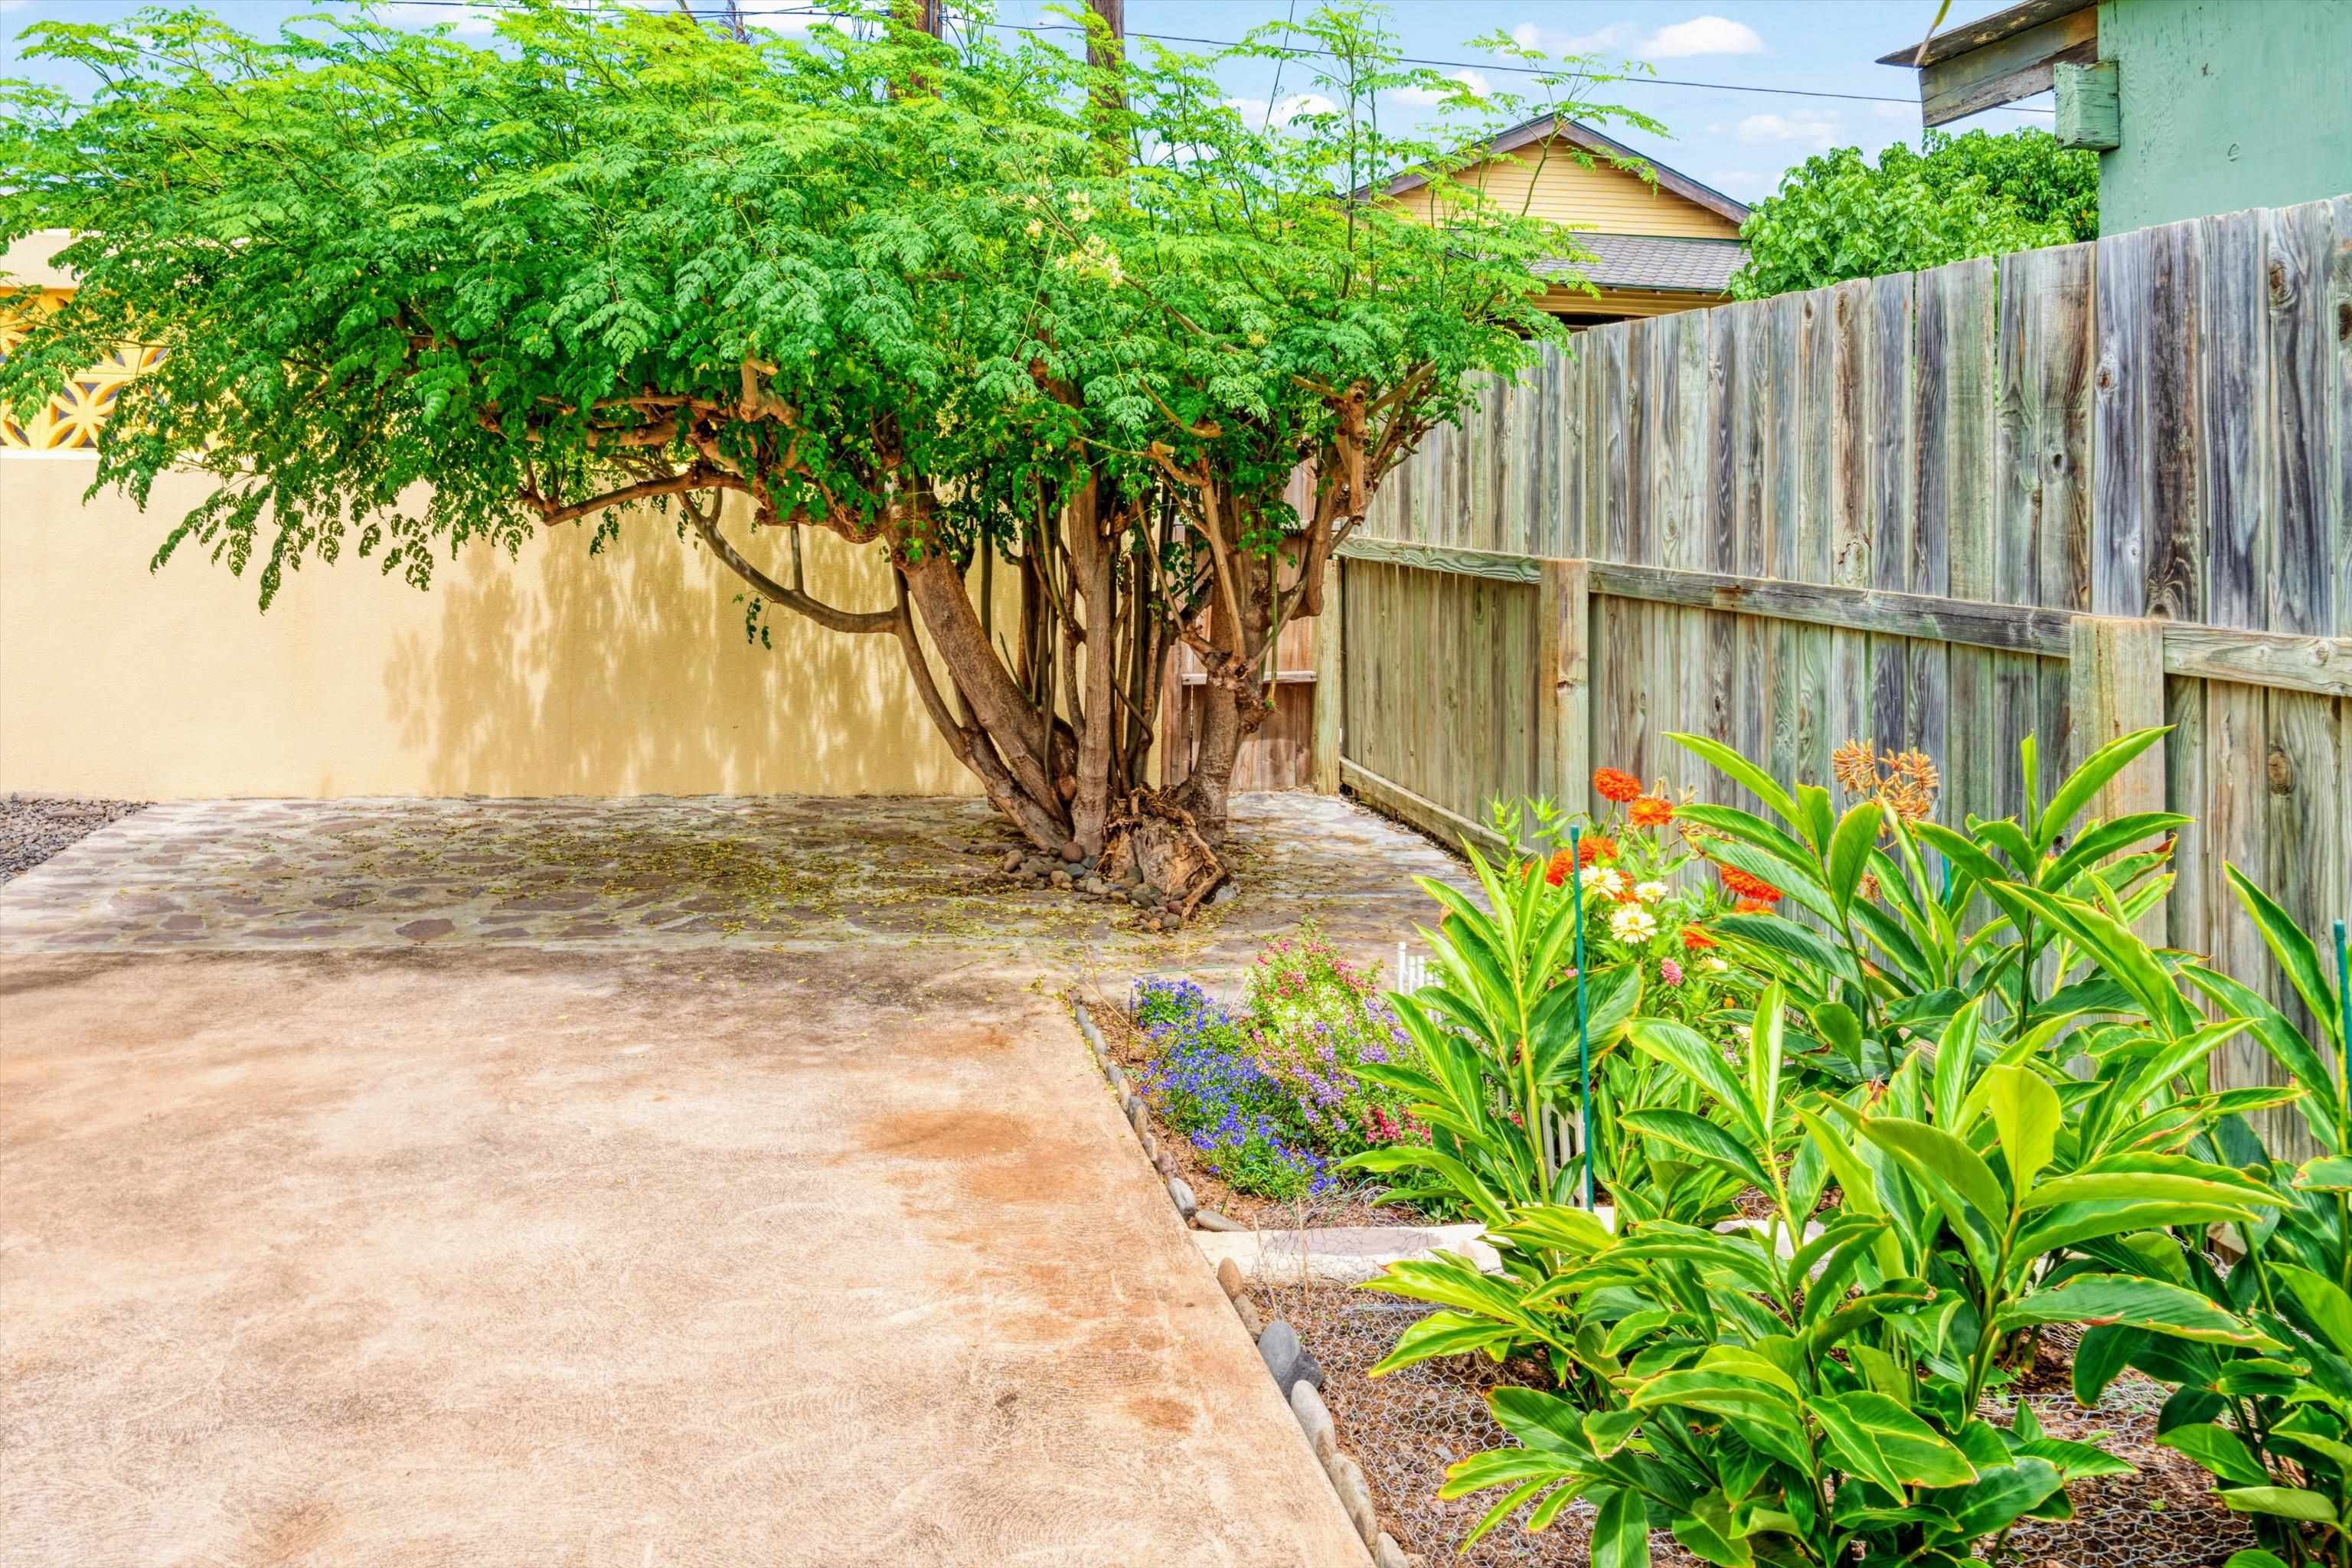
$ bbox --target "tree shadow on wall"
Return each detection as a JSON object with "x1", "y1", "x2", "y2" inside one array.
[{"x1": 381, "y1": 512, "x2": 975, "y2": 799}]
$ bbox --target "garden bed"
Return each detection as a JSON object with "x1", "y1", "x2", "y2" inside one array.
[
  {"x1": 1086, "y1": 978, "x2": 1427, "y2": 1230},
  {"x1": 1271, "y1": 1284, "x2": 2253, "y2": 1567}
]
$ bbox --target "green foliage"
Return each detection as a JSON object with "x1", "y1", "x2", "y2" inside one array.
[
  {"x1": 1360, "y1": 730, "x2": 2308, "y2": 1563},
  {"x1": 1729, "y1": 129, "x2": 2098, "y2": 300},
  {"x1": 1343, "y1": 837, "x2": 1617, "y2": 1229},
  {"x1": 0, "y1": 1, "x2": 1658, "y2": 849},
  {"x1": 1236, "y1": 926, "x2": 1423, "y2": 1155},
  {"x1": 2136, "y1": 887, "x2": 2352, "y2": 1567},
  {"x1": 1343, "y1": 800, "x2": 1761, "y2": 1321},
  {"x1": 1671, "y1": 727, "x2": 2192, "y2": 1086},
  {"x1": 1370, "y1": 978, "x2": 2274, "y2": 1563}
]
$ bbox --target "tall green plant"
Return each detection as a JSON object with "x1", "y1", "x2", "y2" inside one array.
[
  {"x1": 1345, "y1": 841, "x2": 1641, "y2": 1227},
  {"x1": 2115, "y1": 874, "x2": 2352, "y2": 1567},
  {"x1": 1370, "y1": 980, "x2": 2282, "y2": 1564},
  {"x1": 1671, "y1": 727, "x2": 2187, "y2": 1083}
]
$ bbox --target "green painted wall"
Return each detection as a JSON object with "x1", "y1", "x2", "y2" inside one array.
[{"x1": 2095, "y1": 0, "x2": 2352, "y2": 234}]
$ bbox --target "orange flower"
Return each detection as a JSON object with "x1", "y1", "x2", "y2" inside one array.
[
  {"x1": 1717, "y1": 864, "x2": 1785, "y2": 903},
  {"x1": 1594, "y1": 767, "x2": 1642, "y2": 804},
  {"x1": 1578, "y1": 834, "x2": 1618, "y2": 867},
  {"x1": 1629, "y1": 795, "x2": 1675, "y2": 828},
  {"x1": 1733, "y1": 897, "x2": 1775, "y2": 915},
  {"x1": 1544, "y1": 849, "x2": 1575, "y2": 887},
  {"x1": 1681, "y1": 926, "x2": 1717, "y2": 950}
]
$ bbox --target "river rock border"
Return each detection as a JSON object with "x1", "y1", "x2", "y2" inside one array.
[{"x1": 1073, "y1": 995, "x2": 1427, "y2": 1568}]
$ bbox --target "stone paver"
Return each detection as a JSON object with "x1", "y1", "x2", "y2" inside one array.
[
  {"x1": 1, "y1": 791, "x2": 1472, "y2": 1566},
  {"x1": 0, "y1": 792, "x2": 1467, "y2": 973}
]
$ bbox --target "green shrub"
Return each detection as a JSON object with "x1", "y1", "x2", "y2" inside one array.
[{"x1": 1360, "y1": 728, "x2": 2298, "y2": 1564}]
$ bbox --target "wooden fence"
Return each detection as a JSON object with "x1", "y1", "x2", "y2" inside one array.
[{"x1": 1318, "y1": 194, "x2": 2351, "y2": 1146}]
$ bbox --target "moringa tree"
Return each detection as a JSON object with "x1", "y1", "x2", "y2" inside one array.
[{"x1": 0, "y1": 1, "x2": 1635, "y2": 890}]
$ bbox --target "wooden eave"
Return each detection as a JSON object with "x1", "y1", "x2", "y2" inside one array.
[{"x1": 1879, "y1": 0, "x2": 2097, "y2": 127}]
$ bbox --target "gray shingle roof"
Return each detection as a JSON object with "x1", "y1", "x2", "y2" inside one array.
[{"x1": 1535, "y1": 234, "x2": 1749, "y2": 295}]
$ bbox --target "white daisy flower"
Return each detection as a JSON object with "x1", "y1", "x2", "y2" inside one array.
[
  {"x1": 1635, "y1": 880, "x2": 1668, "y2": 905},
  {"x1": 1609, "y1": 906, "x2": 1657, "y2": 943}
]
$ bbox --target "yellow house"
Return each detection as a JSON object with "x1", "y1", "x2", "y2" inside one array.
[{"x1": 1380, "y1": 112, "x2": 1752, "y2": 323}]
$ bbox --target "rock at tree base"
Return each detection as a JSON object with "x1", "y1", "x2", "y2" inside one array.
[{"x1": 1215, "y1": 1258, "x2": 1245, "y2": 1299}]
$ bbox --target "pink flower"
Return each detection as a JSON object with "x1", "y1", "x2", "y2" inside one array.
[{"x1": 1660, "y1": 958, "x2": 1684, "y2": 986}]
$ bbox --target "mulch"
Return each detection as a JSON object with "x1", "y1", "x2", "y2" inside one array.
[
  {"x1": 2, "y1": 795, "x2": 147, "y2": 883},
  {"x1": 1273, "y1": 1287, "x2": 2255, "y2": 1568}
]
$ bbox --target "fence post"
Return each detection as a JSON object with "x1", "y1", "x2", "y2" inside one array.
[
  {"x1": 1310, "y1": 560, "x2": 1344, "y2": 794},
  {"x1": 2068, "y1": 612, "x2": 2169, "y2": 939},
  {"x1": 1537, "y1": 559, "x2": 1592, "y2": 812}
]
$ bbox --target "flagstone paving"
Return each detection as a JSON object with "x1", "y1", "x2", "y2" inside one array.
[
  {"x1": 0, "y1": 792, "x2": 1466, "y2": 973},
  {"x1": 1, "y1": 791, "x2": 1471, "y2": 1567}
]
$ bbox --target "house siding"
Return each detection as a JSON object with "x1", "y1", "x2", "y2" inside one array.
[{"x1": 2095, "y1": 0, "x2": 2352, "y2": 234}]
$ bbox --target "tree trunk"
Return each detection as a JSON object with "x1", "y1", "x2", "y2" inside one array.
[
  {"x1": 898, "y1": 550, "x2": 1072, "y2": 851},
  {"x1": 1068, "y1": 480, "x2": 1116, "y2": 854}
]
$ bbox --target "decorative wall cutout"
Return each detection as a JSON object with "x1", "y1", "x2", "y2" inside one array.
[{"x1": 0, "y1": 295, "x2": 162, "y2": 450}]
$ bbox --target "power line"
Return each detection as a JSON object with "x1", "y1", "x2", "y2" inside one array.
[{"x1": 362, "y1": 1, "x2": 2056, "y2": 114}]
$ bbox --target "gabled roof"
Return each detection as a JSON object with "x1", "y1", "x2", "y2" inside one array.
[
  {"x1": 1536, "y1": 234, "x2": 1749, "y2": 294},
  {"x1": 1373, "y1": 113, "x2": 1751, "y2": 227}
]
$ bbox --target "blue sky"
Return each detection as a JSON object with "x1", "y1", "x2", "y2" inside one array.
[{"x1": 0, "y1": 1, "x2": 2056, "y2": 204}]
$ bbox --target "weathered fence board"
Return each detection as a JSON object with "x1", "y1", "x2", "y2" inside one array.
[{"x1": 1334, "y1": 194, "x2": 2352, "y2": 1156}]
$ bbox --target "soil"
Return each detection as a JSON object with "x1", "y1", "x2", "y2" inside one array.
[
  {"x1": 1089, "y1": 991, "x2": 1429, "y2": 1230},
  {"x1": 2, "y1": 794, "x2": 146, "y2": 882},
  {"x1": 1276, "y1": 1287, "x2": 2256, "y2": 1568}
]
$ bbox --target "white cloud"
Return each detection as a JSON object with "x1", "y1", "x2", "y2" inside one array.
[
  {"x1": 1394, "y1": 70, "x2": 1492, "y2": 108},
  {"x1": 1224, "y1": 93, "x2": 1339, "y2": 131},
  {"x1": 1736, "y1": 109, "x2": 1841, "y2": 150},
  {"x1": 1873, "y1": 100, "x2": 1918, "y2": 122},
  {"x1": 1512, "y1": 14, "x2": 1765, "y2": 62},
  {"x1": 1511, "y1": 20, "x2": 1638, "y2": 56},
  {"x1": 1642, "y1": 15, "x2": 1766, "y2": 59}
]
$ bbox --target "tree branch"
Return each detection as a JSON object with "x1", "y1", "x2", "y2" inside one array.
[{"x1": 682, "y1": 493, "x2": 897, "y2": 635}]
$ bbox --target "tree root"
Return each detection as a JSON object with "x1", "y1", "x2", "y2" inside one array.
[{"x1": 1100, "y1": 789, "x2": 1226, "y2": 916}]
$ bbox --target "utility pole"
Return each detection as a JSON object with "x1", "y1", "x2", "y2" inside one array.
[{"x1": 1086, "y1": 0, "x2": 1124, "y2": 159}]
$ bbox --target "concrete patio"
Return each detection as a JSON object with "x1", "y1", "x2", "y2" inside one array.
[{"x1": 1, "y1": 792, "x2": 1468, "y2": 1566}]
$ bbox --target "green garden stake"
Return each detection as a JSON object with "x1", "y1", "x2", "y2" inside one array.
[
  {"x1": 2336, "y1": 919, "x2": 2350, "y2": 1123},
  {"x1": 1569, "y1": 825, "x2": 1594, "y2": 1211}
]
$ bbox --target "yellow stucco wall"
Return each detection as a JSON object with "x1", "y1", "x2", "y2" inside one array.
[{"x1": 0, "y1": 455, "x2": 991, "y2": 799}]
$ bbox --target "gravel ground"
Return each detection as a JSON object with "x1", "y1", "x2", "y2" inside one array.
[
  {"x1": 1, "y1": 795, "x2": 147, "y2": 883},
  {"x1": 1277, "y1": 1287, "x2": 2253, "y2": 1568}
]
